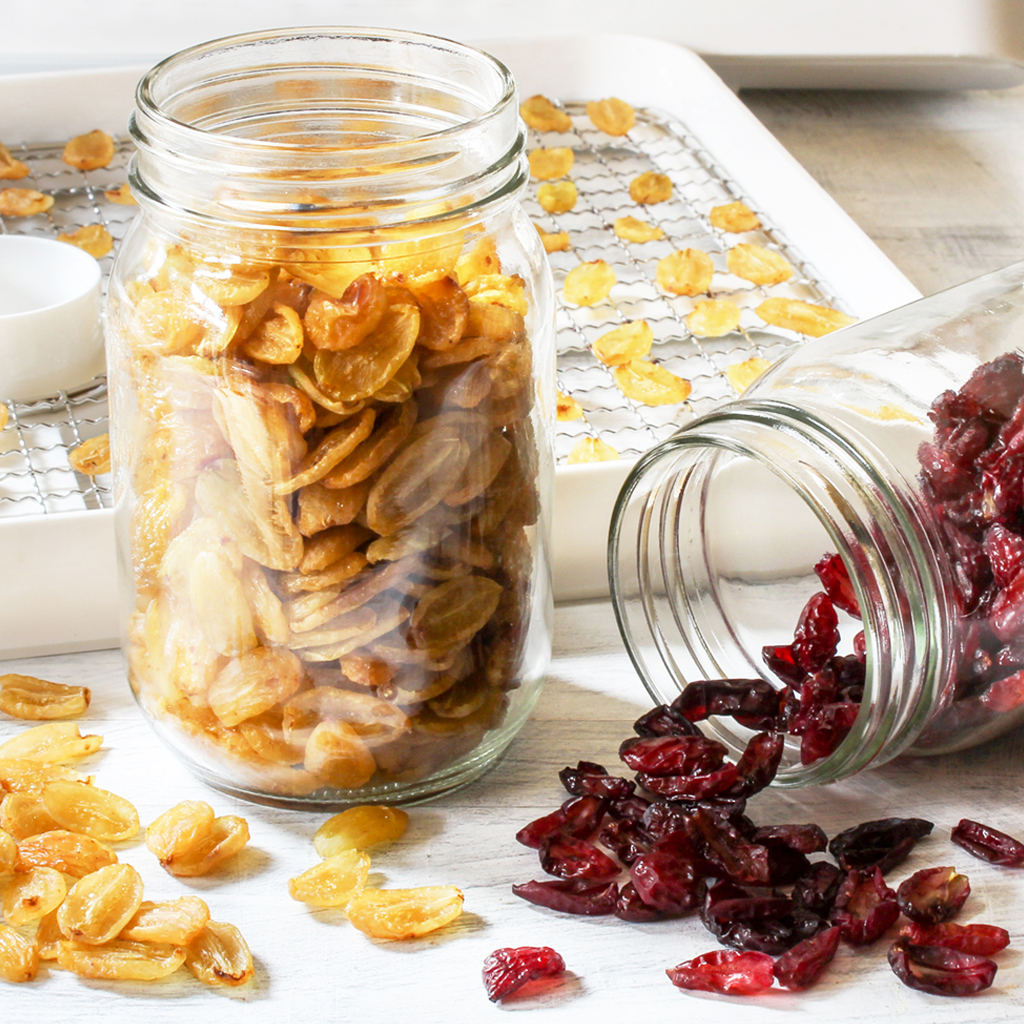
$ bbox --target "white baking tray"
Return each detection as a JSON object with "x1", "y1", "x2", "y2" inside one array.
[{"x1": 0, "y1": 35, "x2": 920, "y2": 657}]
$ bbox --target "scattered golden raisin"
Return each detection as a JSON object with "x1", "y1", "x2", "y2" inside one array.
[
  {"x1": 613, "y1": 215, "x2": 664, "y2": 243},
  {"x1": 345, "y1": 886, "x2": 465, "y2": 940},
  {"x1": 687, "y1": 299, "x2": 742, "y2": 337},
  {"x1": 157, "y1": 814, "x2": 249, "y2": 878},
  {"x1": 57, "y1": 863, "x2": 145, "y2": 945},
  {"x1": 727, "y1": 356, "x2": 773, "y2": 394},
  {"x1": 0, "y1": 792, "x2": 61, "y2": 839},
  {"x1": 3, "y1": 866, "x2": 67, "y2": 926},
  {"x1": 629, "y1": 171, "x2": 672, "y2": 205},
  {"x1": 58, "y1": 938, "x2": 186, "y2": 981},
  {"x1": 556, "y1": 392, "x2": 584, "y2": 421},
  {"x1": 727, "y1": 243, "x2": 793, "y2": 286},
  {"x1": 146, "y1": 801, "x2": 214, "y2": 868},
  {"x1": 184, "y1": 921, "x2": 254, "y2": 987},
  {"x1": 0, "y1": 674, "x2": 90, "y2": 720},
  {"x1": 613, "y1": 359, "x2": 692, "y2": 405},
  {"x1": 567, "y1": 437, "x2": 619, "y2": 464},
  {"x1": 587, "y1": 97, "x2": 635, "y2": 135},
  {"x1": 313, "y1": 805, "x2": 410, "y2": 857},
  {"x1": 120, "y1": 897, "x2": 210, "y2": 946},
  {"x1": 562, "y1": 260, "x2": 616, "y2": 306},
  {"x1": 656, "y1": 249, "x2": 714, "y2": 296},
  {"x1": 0, "y1": 722, "x2": 101, "y2": 763},
  {"x1": 537, "y1": 180, "x2": 578, "y2": 214},
  {"x1": 0, "y1": 188, "x2": 53, "y2": 217},
  {"x1": 536, "y1": 226, "x2": 572, "y2": 253},
  {"x1": 0, "y1": 925, "x2": 38, "y2": 982},
  {"x1": 592, "y1": 320, "x2": 653, "y2": 366},
  {"x1": 528, "y1": 147, "x2": 574, "y2": 180},
  {"x1": 520, "y1": 95, "x2": 571, "y2": 132},
  {"x1": 42, "y1": 781, "x2": 139, "y2": 842},
  {"x1": 289, "y1": 850, "x2": 370, "y2": 907},
  {"x1": 104, "y1": 183, "x2": 136, "y2": 205},
  {"x1": 710, "y1": 201, "x2": 760, "y2": 233},
  {"x1": 756, "y1": 297, "x2": 856, "y2": 337},
  {"x1": 0, "y1": 143, "x2": 29, "y2": 181},
  {"x1": 16, "y1": 830, "x2": 118, "y2": 877},
  {"x1": 58, "y1": 224, "x2": 113, "y2": 259},
  {"x1": 68, "y1": 434, "x2": 111, "y2": 475},
  {"x1": 62, "y1": 130, "x2": 115, "y2": 171}
]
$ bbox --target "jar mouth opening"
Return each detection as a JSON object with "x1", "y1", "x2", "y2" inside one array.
[{"x1": 136, "y1": 26, "x2": 517, "y2": 156}]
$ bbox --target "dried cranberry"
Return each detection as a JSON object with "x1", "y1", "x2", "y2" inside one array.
[
  {"x1": 762, "y1": 644, "x2": 807, "y2": 687},
  {"x1": 752, "y1": 823, "x2": 828, "y2": 855},
  {"x1": 763, "y1": 841, "x2": 812, "y2": 886},
  {"x1": 516, "y1": 807, "x2": 568, "y2": 849},
  {"x1": 671, "y1": 678, "x2": 782, "y2": 729},
  {"x1": 951, "y1": 817, "x2": 1024, "y2": 866},
  {"x1": 853, "y1": 630, "x2": 866, "y2": 660},
  {"x1": 632, "y1": 704, "x2": 700, "y2": 738},
  {"x1": 482, "y1": 946, "x2": 566, "y2": 1002},
  {"x1": 641, "y1": 801, "x2": 693, "y2": 841},
  {"x1": 719, "y1": 914, "x2": 823, "y2": 956},
  {"x1": 814, "y1": 553, "x2": 861, "y2": 617},
  {"x1": 791, "y1": 861, "x2": 843, "y2": 918},
  {"x1": 598, "y1": 818, "x2": 651, "y2": 866},
  {"x1": 930, "y1": 388, "x2": 982, "y2": 432},
  {"x1": 665, "y1": 949, "x2": 775, "y2": 996},
  {"x1": 792, "y1": 593, "x2": 841, "y2": 673},
  {"x1": 629, "y1": 850, "x2": 703, "y2": 915},
  {"x1": 898, "y1": 921, "x2": 1010, "y2": 957},
  {"x1": 512, "y1": 878, "x2": 618, "y2": 916},
  {"x1": 918, "y1": 442, "x2": 975, "y2": 501},
  {"x1": 701, "y1": 878, "x2": 793, "y2": 935},
  {"x1": 961, "y1": 351, "x2": 1024, "y2": 420},
  {"x1": 828, "y1": 817, "x2": 934, "y2": 872},
  {"x1": 686, "y1": 807, "x2": 770, "y2": 886},
  {"x1": 734, "y1": 732, "x2": 785, "y2": 796},
  {"x1": 539, "y1": 836, "x2": 620, "y2": 882},
  {"x1": 614, "y1": 881, "x2": 665, "y2": 922},
  {"x1": 618, "y1": 734, "x2": 728, "y2": 776},
  {"x1": 800, "y1": 702, "x2": 859, "y2": 764},
  {"x1": 561, "y1": 795, "x2": 608, "y2": 840},
  {"x1": 558, "y1": 761, "x2": 635, "y2": 800},
  {"x1": 888, "y1": 938, "x2": 997, "y2": 997},
  {"x1": 607, "y1": 795, "x2": 651, "y2": 823},
  {"x1": 831, "y1": 867, "x2": 900, "y2": 945},
  {"x1": 896, "y1": 866, "x2": 970, "y2": 925},
  {"x1": 774, "y1": 925, "x2": 842, "y2": 990},
  {"x1": 636, "y1": 763, "x2": 740, "y2": 801}
]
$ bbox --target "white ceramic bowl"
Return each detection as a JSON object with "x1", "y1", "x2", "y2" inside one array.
[{"x1": 0, "y1": 235, "x2": 105, "y2": 402}]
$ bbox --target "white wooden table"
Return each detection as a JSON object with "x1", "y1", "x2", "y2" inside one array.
[{"x1": 6, "y1": 83, "x2": 1024, "y2": 1021}]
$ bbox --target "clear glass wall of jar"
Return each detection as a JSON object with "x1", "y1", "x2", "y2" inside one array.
[
  {"x1": 106, "y1": 28, "x2": 555, "y2": 807},
  {"x1": 610, "y1": 261, "x2": 1024, "y2": 787}
]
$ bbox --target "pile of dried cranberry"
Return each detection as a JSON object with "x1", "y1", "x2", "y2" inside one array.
[{"x1": 508, "y1": 690, "x2": 1019, "y2": 998}]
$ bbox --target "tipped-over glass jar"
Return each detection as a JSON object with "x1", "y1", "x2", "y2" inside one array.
[
  {"x1": 611, "y1": 262, "x2": 1024, "y2": 788},
  {"x1": 106, "y1": 28, "x2": 554, "y2": 807}
]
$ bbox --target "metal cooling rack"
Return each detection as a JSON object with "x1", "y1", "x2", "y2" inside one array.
[
  {"x1": 527, "y1": 101, "x2": 848, "y2": 464},
  {"x1": 0, "y1": 136, "x2": 134, "y2": 518},
  {"x1": 0, "y1": 108, "x2": 850, "y2": 518}
]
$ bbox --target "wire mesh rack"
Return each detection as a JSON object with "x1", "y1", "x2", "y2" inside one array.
[{"x1": 0, "y1": 108, "x2": 849, "y2": 519}]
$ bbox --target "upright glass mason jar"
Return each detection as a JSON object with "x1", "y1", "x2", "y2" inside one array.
[
  {"x1": 611, "y1": 262, "x2": 1024, "y2": 788},
  {"x1": 106, "y1": 28, "x2": 554, "y2": 807}
]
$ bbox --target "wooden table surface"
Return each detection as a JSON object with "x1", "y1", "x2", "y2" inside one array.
[{"x1": 5, "y1": 82, "x2": 1024, "y2": 1021}]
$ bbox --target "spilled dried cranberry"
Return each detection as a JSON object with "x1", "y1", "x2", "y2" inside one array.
[
  {"x1": 896, "y1": 866, "x2": 970, "y2": 925},
  {"x1": 774, "y1": 925, "x2": 842, "y2": 990},
  {"x1": 828, "y1": 817, "x2": 934, "y2": 872},
  {"x1": 511, "y1": 878, "x2": 618, "y2": 916},
  {"x1": 831, "y1": 867, "x2": 900, "y2": 945},
  {"x1": 888, "y1": 938, "x2": 997, "y2": 997},
  {"x1": 482, "y1": 946, "x2": 566, "y2": 1002},
  {"x1": 898, "y1": 921, "x2": 1010, "y2": 957},
  {"x1": 951, "y1": 818, "x2": 1024, "y2": 867},
  {"x1": 666, "y1": 949, "x2": 775, "y2": 996}
]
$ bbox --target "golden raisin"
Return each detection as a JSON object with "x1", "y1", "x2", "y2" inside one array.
[
  {"x1": 687, "y1": 299, "x2": 742, "y2": 338},
  {"x1": 184, "y1": 921, "x2": 254, "y2": 986},
  {"x1": 592, "y1": 320, "x2": 653, "y2": 366},
  {"x1": 727, "y1": 356, "x2": 773, "y2": 394},
  {"x1": 562, "y1": 260, "x2": 616, "y2": 306},
  {"x1": 536, "y1": 180, "x2": 577, "y2": 214},
  {"x1": 34, "y1": 910, "x2": 62, "y2": 960},
  {"x1": 0, "y1": 792, "x2": 61, "y2": 839},
  {"x1": 537, "y1": 226, "x2": 572, "y2": 253},
  {"x1": 0, "y1": 925, "x2": 38, "y2": 982},
  {"x1": 2, "y1": 866, "x2": 66, "y2": 926},
  {"x1": 567, "y1": 437, "x2": 619, "y2": 464},
  {"x1": 756, "y1": 297, "x2": 857, "y2": 337},
  {"x1": 42, "y1": 781, "x2": 139, "y2": 842},
  {"x1": 146, "y1": 801, "x2": 215, "y2": 868},
  {"x1": 57, "y1": 224, "x2": 113, "y2": 259},
  {"x1": 520, "y1": 95, "x2": 571, "y2": 132},
  {"x1": 158, "y1": 815, "x2": 249, "y2": 878},
  {"x1": 0, "y1": 143, "x2": 29, "y2": 181},
  {"x1": 613, "y1": 215, "x2": 664, "y2": 243},
  {"x1": 206, "y1": 645, "x2": 304, "y2": 727},
  {"x1": 62, "y1": 130, "x2": 115, "y2": 170},
  {"x1": 313, "y1": 805, "x2": 410, "y2": 858},
  {"x1": 656, "y1": 249, "x2": 714, "y2": 297},
  {"x1": 68, "y1": 434, "x2": 111, "y2": 475},
  {"x1": 57, "y1": 863, "x2": 144, "y2": 944},
  {"x1": 528, "y1": 147, "x2": 574, "y2": 180},
  {"x1": 0, "y1": 758, "x2": 89, "y2": 794},
  {"x1": 241, "y1": 301, "x2": 304, "y2": 364},
  {"x1": 0, "y1": 188, "x2": 53, "y2": 217},
  {"x1": 629, "y1": 171, "x2": 672, "y2": 205},
  {"x1": 120, "y1": 897, "x2": 210, "y2": 945},
  {"x1": 289, "y1": 850, "x2": 370, "y2": 907},
  {"x1": 727, "y1": 243, "x2": 793, "y2": 286},
  {"x1": 556, "y1": 392, "x2": 584, "y2": 421},
  {"x1": 0, "y1": 722, "x2": 101, "y2": 762},
  {"x1": 0, "y1": 675, "x2": 90, "y2": 720},
  {"x1": 104, "y1": 183, "x2": 136, "y2": 205},
  {"x1": 58, "y1": 938, "x2": 186, "y2": 980},
  {"x1": 587, "y1": 97, "x2": 635, "y2": 135},
  {"x1": 613, "y1": 359, "x2": 692, "y2": 405},
  {"x1": 710, "y1": 201, "x2": 760, "y2": 233},
  {"x1": 346, "y1": 886, "x2": 465, "y2": 940},
  {"x1": 304, "y1": 721, "x2": 376, "y2": 790},
  {"x1": 16, "y1": 830, "x2": 117, "y2": 877}
]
